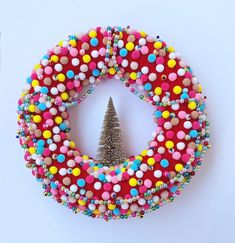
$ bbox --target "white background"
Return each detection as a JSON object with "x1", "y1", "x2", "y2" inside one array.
[{"x1": 0, "y1": 0, "x2": 235, "y2": 242}]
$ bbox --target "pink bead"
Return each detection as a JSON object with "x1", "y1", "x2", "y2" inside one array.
[
  {"x1": 89, "y1": 62, "x2": 96, "y2": 70},
  {"x1": 86, "y1": 175, "x2": 94, "y2": 184},
  {"x1": 177, "y1": 131, "x2": 185, "y2": 139},
  {"x1": 46, "y1": 119, "x2": 54, "y2": 126},
  {"x1": 161, "y1": 82, "x2": 169, "y2": 91},
  {"x1": 102, "y1": 191, "x2": 110, "y2": 200},
  {"x1": 131, "y1": 50, "x2": 140, "y2": 59},
  {"x1": 116, "y1": 56, "x2": 122, "y2": 64},
  {"x1": 44, "y1": 66, "x2": 52, "y2": 75},
  {"x1": 140, "y1": 46, "x2": 149, "y2": 55},
  {"x1": 189, "y1": 90, "x2": 196, "y2": 98},
  {"x1": 178, "y1": 111, "x2": 186, "y2": 119},
  {"x1": 156, "y1": 56, "x2": 164, "y2": 64},
  {"x1": 182, "y1": 154, "x2": 190, "y2": 162},
  {"x1": 166, "y1": 131, "x2": 174, "y2": 139},
  {"x1": 172, "y1": 151, "x2": 181, "y2": 160},
  {"x1": 149, "y1": 141, "x2": 157, "y2": 147},
  {"x1": 43, "y1": 148, "x2": 51, "y2": 156},
  {"x1": 157, "y1": 118, "x2": 164, "y2": 126},
  {"x1": 73, "y1": 80, "x2": 80, "y2": 87},
  {"x1": 61, "y1": 47, "x2": 68, "y2": 55},
  {"x1": 144, "y1": 179, "x2": 152, "y2": 188},
  {"x1": 99, "y1": 47, "x2": 106, "y2": 56},
  {"x1": 139, "y1": 185, "x2": 147, "y2": 193},
  {"x1": 59, "y1": 132, "x2": 66, "y2": 140},
  {"x1": 111, "y1": 176, "x2": 118, "y2": 184},
  {"x1": 193, "y1": 121, "x2": 200, "y2": 129},
  {"x1": 153, "y1": 153, "x2": 162, "y2": 161},
  {"x1": 185, "y1": 72, "x2": 192, "y2": 79},
  {"x1": 103, "y1": 183, "x2": 112, "y2": 191},
  {"x1": 186, "y1": 148, "x2": 194, "y2": 155},
  {"x1": 38, "y1": 167, "x2": 45, "y2": 175},
  {"x1": 75, "y1": 156, "x2": 83, "y2": 163},
  {"x1": 60, "y1": 146, "x2": 68, "y2": 154},
  {"x1": 140, "y1": 74, "x2": 148, "y2": 82},
  {"x1": 81, "y1": 34, "x2": 89, "y2": 42},
  {"x1": 66, "y1": 81, "x2": 74, "y2": 90},
  {"x1": 70, "y1": 48, "x2": 78, "y2": 57},
  {"x1": 168, "y1": 73, "x2": 177, "y2": 81},
  {"x1": 136, "y1": 78, "x2": 143, "y2": 85},
  {"x1": 43, "y1": 112, "x2": 52, "y2": 119}
]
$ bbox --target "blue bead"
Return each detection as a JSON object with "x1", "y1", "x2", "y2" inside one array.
[
  {"x1": 77, "y1": 179, "x2": 86, "y2": 187},
  {"x1": 90, "y1": 38, "x2": 99, "y2": 46},
  {"x1": 147, "y1": 54, "x2": 156, "y2": 63},
  {"x1": 37, "y1": 146, "x2": 44, "y2": 154},
  {"x1": 130, "y1": 188, "x2": 138, "y2": 196},
  {"x1": 66, "y1": 70, "x2": 74, "y2": 79},
  {"x1": 59, "y1": 123, "x2": 67, "y2": 130},
  {"x1": 189, "y1": 130, "x2": 198, "y2": 138},
  {"x1": 92, "y1": 69, "x2": 100, "y2": 77},
  {"x1": 144, "y1": 82, "x2": 152, "y2": 91},
  {"x1": 119, "y1": 48, "x2": 128, "y2": 57},
  {"x1": 26, "y1": 77, "x2": 32, "y2": 84},
  {"x1": 50, "y1": 182, "x2": 57, "y2": 189},
  {"x1": 98, "y1": 174, "x2": 106, "y2": 181},
  {"x1": 131, "y1": 164, "x2": 138, "y2": 171},
  {"x1": 154, "y1": 110, "x2": 162, "y2": 118},
  {"x1": 37, "y1": 139, "x2": 45, "y2": 147},
  {"x1": 38, "y1": 103, "x2": 46, "y2": 111},
  {"x1": 180, "y1": 93, "x2": 189, "y2": 99},
  {"x1": 57, "y1": 154, "x2": 65, "y2": 163},
  {"x1": 160, "y1": 159, "x2": 169, "y2": 168},
  {"x1": 113, "y1": 208, "x2": 120, "y2": 215},
  {"x1": 170, "y1": 186, "x2": 178, "y2": 193},
  {"x1": 41, "y1": 86, "x2": 49, "y2": 94}
]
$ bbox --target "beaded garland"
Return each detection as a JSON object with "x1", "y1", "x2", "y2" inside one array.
[{"x1": 17, "y1": 26, "x2": 210, "y2": 221}]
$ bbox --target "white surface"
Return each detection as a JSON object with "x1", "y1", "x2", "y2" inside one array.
[{"x1": 0, "y1": 0, "x2": 235, "y2": 242}]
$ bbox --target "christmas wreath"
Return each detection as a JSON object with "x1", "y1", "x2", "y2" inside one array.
[{"x1": 17, "y1": 26, "x2": 210, "y2": 220}]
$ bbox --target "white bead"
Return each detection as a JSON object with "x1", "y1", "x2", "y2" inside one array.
[
  {"x1": 169, "y1": 52, "x2": 176, "y2": 59},
  {"x1": 153, "y1": 195, "x2": 160, "y2": 203},
  {"x1": 50, "y1": 107, "x2": 57, "y2": 116},
  {"x1": 97, "y1": 61, "x2": 104, "y2": 69},
  {"x1": 121, "y1": 59, "x2": 128, "y2": 67},
  {"x1": 78, "y1": 72, "x2": 86, "y2": 80},
  {"x1": 121, "y1": 203, "x2": 129, "y2": 209},
  {"x1": 91, "y1": 50, "x2": 99, "y2": 58},
  {"x1": 153, "y1": 95, "x2": 160, "y2": 102},
  {"x1": 136, "y1": 170, "x2": 143, "y2": 178},
  {"x1": 52, "y1": 126, "x2": 60, "y2": 134},
  {"x1": 149, "y1": 73, "x2": 157, "y2": 81},
  {"x1": 57, "y1": 83, "x2": 66, "y2": 92},
  {"x1": 138, "y1": 198, "x2": 146, "y2": 205},
  {"x1": 94, "y1": 182, "x2": 102, "y2": 190},
  {"x1": 171, "y1": 103, "x2": 179, "y2": 110},
  {"x1": 130, "y1": 204, "x2": 138, "y2": 211},
  {"x1": 184, "y1": 121, "x2": 192, "y2": 129},
  {"x1": 177, "y1": 142, "x2": 185, "y2": 150},
  {"x1": 130, "y1": 61, "x2": 138, "y2": 70},
  {"x1": 127, "y1": 168, "x2": 134, "y2": 176},
  {"x1": 140, "y1": 163, "x2": 148, "y2": 172},
  {"x1": 177, "y1": 68, "x2": 185, "y2": 76},
  {"x1": 49, "y1": 143, "x2": 57, "y2": 151},
  {"x1": 156, "y1": 64, "x2": 164, "y2": 73},
  {"x1": 59, "y1": 168, "x2": 67, "y2": 176},
  {"x1": 141, "y1": 66, "x2": 149, "y2": 74},
  {"x1": 67, "y1": 159, "x2": 75, "y2": 167},
  {"x1": 157, "y1": 134, "x2": 165, "y2": 142},
  {"x1": 80, "y1": 64, "x2": 88, "y2": 72},
  {"x1": 72, "y1": 58, "x2": 80, "y2": 66},
  {"x1": 89, "y1": 76, "x2": 96, "y2": 84},
  {"x1": 164, "y1": 121, "x2": 172, "y2": 130},
  {"x1": 70, "y1": 184, "x2": 78, "y2": 192},
  {"x1": 158, "y1": 147, "x2": 165, "y2": 154},
  {"x1": 41, "y1": 59, "x2": 48, "y2": 66},
  {"x1": 63, "y1": 140, "x2": 70, "y2": 147},
  {"x1": 118, "y1": 40, "x2": 124, "y2": 48},
  {"x1": 147, "y1": 149, "x2": 154, "y2": 156},
  {"x1": 113, "y1": 184, "x2": 121, "y2": 193},
  {"x1": 54, "y1": 63, "x2": 63, "y2": 72},
  {"x1": 50, "y1": 87, "x2": 58, "y2": 95},
  {"x1": 154, "y1": 170, "x2": 162, "y2": 178},
  {"x1": 88, "y1": 203, "x2": 96, "y2": 210},
  {"x1": 139, "y1": 38, "x2": 146, "y2": 46}
]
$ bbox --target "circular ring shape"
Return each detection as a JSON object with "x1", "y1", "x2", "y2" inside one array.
[{"x1": 17, "y1": 26, "x2": 210, "y2": 221}]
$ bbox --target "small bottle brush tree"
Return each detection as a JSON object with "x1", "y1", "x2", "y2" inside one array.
[{"x1": 97, "y1": 97, "x2": 126, "y2": 166}]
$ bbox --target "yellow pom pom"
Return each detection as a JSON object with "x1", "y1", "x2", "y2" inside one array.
[
  {"x1": 33, "y1": 115, "x2": 42, "y2": 123},
  {"x1": 162, "y1": 110, "x2": 170, "y2": 119},
  {"x1": 165, "y1": 140, "x2": 174, "y2": 149},
  {"x1": 154, "y1": 87, "x2": 162, "y2": 95},
  {"x1": 88, "y1": 30, "x2": 97, "y2": 38},
  {"x1": 57, "y1": 73, "x2": 66, "y2": 82},
  {"x1": 129, "y1": 178, "x2": 137, "y2": 187},
  {"x1": 108, "y1": 67, "x2": 116, "y2": 75},
  {"x1": 147, "y1": 158, "x2": 155, "y2": 166},
  {"x1": 155, "y1": 181, "x2": 164, "y2": 187},
  {"x1": 61, "y1": 92, "x2": 69, "y2": 101},
  {"x1": 49, "y1": 166, "x2": 58, "y2": 175},
  {"x1": 175, "y1": 163, "x2": 184, "y2": 172},
  {"x1": 126, "y1": 42, "x2": 134, "y2": 51},
  {"x1": 188, "y1": 101, "x2": 197, "y2": 110},
  {"x1": 72, "y1": 168, "x2": 81, "y2": 176},
  {"x1": 28, "y1": 104, "x2": 35, "y2": 113},
  {"x1": 167, "y1": 59, "x2": 176, "y2": 68},
  {"x1": 173, "y1": 85, "x2": 182, "y2": 95},
  {"x1": 43, "y1": 130, "x2": 52, "y2": 139},
  {"x1": 51, "y1": 55, "x2": 59, "y2": 63},
  {"x1": 82, "y1": 54, "x2": 91, "y2": 63},
  {"x1": 55, "y1": 116, "x2": 62, "y2": 124},
  {"x1": 69, "y1": 39, "x2": 77, "y2": 47},
  {"x1": 31, "y1": 80, "x2": 39, "y2": 88},
  {"x1": 130, "y1": 72, "x2": 137, "y2": 80},
  {"x1": 154, "y1": 41, "x2": 162, "y2": 49},
  {"x1": 28, "y1": 147, "x2": 36, "y2": 155}
]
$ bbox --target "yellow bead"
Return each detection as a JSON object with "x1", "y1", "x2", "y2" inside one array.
[
  {"x1": 155, "y1": 181, "x2": 164, "y2": 187},
  {"x1": 83, "y1": 155, "x2": 89, "y2": 161},
  {"x1": 70, "y1": 141, "x2": 76, "y2": 149},
  {"x1": 93, "y1": 166, "x2": 99, "y2": 171},
  {"x1": 130, "y1": 72, "x2": 137, "y2": 80},
  {"x1": 167, "y1": 59, "x2": 176, "y2": 68},
  {"x1": 168, "y1": 46, "x2": 175, "y2": 52},
  {"x1": 108, "y1": 67, "x2": 116, "y2": 75},
  {"x1": 126, "y1": 42, "x2": 134, "y2": 51},
  {"x1": 61, "y1": 92, "x2": 69, "y2": 100},
  {"x1": 57, "y1": 73, "x2": 66, "y2": 82},
  {"x1": 165, "y1": 140, "x2": 174, "y2": 149},
  {"x1": 162, "y1": 110, "x2": 170, "y2": 119},
  {"x1": 154, "y1": 41, "x2": 162, "y2": 49},
  {"x1": 33, "y1": 115, "x2": 42, "y2": 123},
  {"x1": 175, "y1": 163, "x2": 184, "y2": 172},
  {"x1": 121, "y1": 168, "x2": 126, "y2": 172},
  {"x1": 69, "y1": 39, "x2": 77, "y2": 47},
  {"x1": 31, "y1": 80, "x2": 39, "y2": 88},
  {"x1": 28, "y1": 104, "x2": 35, "y2": 112},
  {"x1": 49, "y1": 166, "x2": 58, "y2": 175},
  {"x1": 72, "y1": 168, "x2": 81, "y2": 176},
  {"x1": 197, "y1": 144, "x2": 203, "y2": 151},
  {"x1": 82, "y1": 54, "x2": 91, "y2": 63},
  {"x1": 51, "y1": 55, "x2": 59, "y2": 63},
  {"x1": 34, "y1": 64, "x2": 41, "y2": 70},
  {"x1": 135, "y1": 155, "x2": 143, "y2": 161},
  {"x1": 58, "y1": 40, "x2": 63, "y2": 47},
  {"x1": 147, "y1": 158, "x2": 155, "y2": 166},
  {"x1": 55, "y1": 116, "x2": 62, "y2": 124},
  {"x1": 108, "y1": 204, "x2": 116, "y2": 210},
  {"x1": 188, "y1": 101, "x2": 197, "y2": 110},
  {"x1": 154, "y1": 87, "x2": 162, "y2": 95},
  {"x1": 43, "y1": 130, "x2": 52, "y2": 139},
  {"x1": 140, "y1": 31, "x2": 147, "y2": 37},
  {"x1": 78, "y1": 199, "x2": 86, "y2": 206},
  {"x1": 173, "y1": 85, "x2": 182, "y2": 94},
  {"x1": 88, "y1": 30, "x2": 97, "y2": 38},
  {"x1": 141, "y1": 150, "x2": 147, "y2": 156},
  {"x1": 129, "y1": 178, "x2": 137, "y2": 187},
  {"x1": 28, "y1": 147, "x2": 36, "y2": 155}
]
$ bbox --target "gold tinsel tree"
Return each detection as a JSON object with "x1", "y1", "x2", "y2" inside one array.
[{"x1": 97, "y1": 97, "x2": 126, "y2": 166}]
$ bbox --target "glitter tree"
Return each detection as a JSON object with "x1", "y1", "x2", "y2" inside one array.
[{"x1": 97, "y1": 97, "x2": 126, "y2": 166}]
